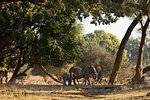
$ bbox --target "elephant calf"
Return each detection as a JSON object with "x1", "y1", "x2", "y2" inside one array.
[{"x1": 63, "y1": 72, "x2": 77, "y2": 85}]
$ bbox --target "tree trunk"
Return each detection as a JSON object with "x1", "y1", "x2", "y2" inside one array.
[
  {"x1": 39, "y1": 64, "x2": 63, "y2": 84},
  {"x1": 132, "y1": 18, "x2": 150, "y2": 84},
  {"x1": 0, "y1": 36, "x2": 11, "y2": 53},
  {"x1": 109, "y1": 15, "x2": 142, "y2": 84},
  {"x1": 26, "y1": 58, "x2": 63, "y2": 84},
  {"x1": 8, "y1": 47, "x2": 23, "y2": 83}
]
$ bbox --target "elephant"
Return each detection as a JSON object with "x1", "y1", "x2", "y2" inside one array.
[
  {"x1": 62, "y1": 72, "x2": 77, "y2": 85},
  {"x1": 0, "y1": 70, "x2": 8, "y2": 84},
  {"x1": 143, "y1": 66, "x2": 150, "y2": 74},
  {"x1": 94, "y1": 65, "x2": 103, "y2": 84},
  {"x1": 69, "y1": 65, "x2": 97, "y2": 85}
]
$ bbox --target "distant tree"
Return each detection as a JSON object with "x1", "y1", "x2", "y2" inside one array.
[
  {"x1": 83, "y1": 30, "x2": 128, "y2": 61},
  {"x1": 77, "y1": 42, "x2": 115, "y2": 77},
  {"x1": 126, "y1": 37, "x2": 150, "y2": 66}
]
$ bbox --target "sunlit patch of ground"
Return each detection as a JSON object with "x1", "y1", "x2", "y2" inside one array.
[
  {"x1": 1, "y1": 83, "x2": 150, "y2": 100},
  {"x1": 1, "y1": 74, "x2": 150, "y2": 100}
]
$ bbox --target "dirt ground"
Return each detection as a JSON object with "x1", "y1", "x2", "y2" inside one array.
[{"x1": 1, "y1": 74, "x2": 150, "y2": 100}]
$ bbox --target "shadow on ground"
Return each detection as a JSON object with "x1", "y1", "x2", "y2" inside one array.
[{"x1": 1, "y1": 83, "x2": 150, "y2": 98}]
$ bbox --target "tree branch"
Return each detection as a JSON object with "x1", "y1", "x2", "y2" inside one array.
[
  {"x1": 17, "y1": 65, "x2": 33, "y2": 78},
  {"x1": 20, "y1": 45, "x2": 29, "y2": 67},
  {"x1": 0, "y1": 46, "x2": 19, "y2": 57},
  {"x1": 26, "y1": 58, "x2": 63, "y2": 84}
]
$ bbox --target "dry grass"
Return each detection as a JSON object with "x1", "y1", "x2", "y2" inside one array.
[
  {"x1": 1, "y1": 83, "x2": 150, "y2": 100},
  {"x1": 1, "y1": 72, "x2": 150, "y2": 100}
]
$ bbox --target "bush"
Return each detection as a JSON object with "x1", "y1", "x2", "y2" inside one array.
[{"x1": 76, "y1": 45, "x2": 115, "y2": 77}]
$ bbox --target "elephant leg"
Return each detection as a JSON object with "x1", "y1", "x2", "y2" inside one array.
[
  {"x1": 63, "y1": 80, "x2": 66, "y2": 85},
  {"x1": 87, "y1": 78, "x2": 90, "y2": 85},
  {"x1": 88, "y1": 79, "x2": 91, "y2": 85},
  {"x1": 73, "y1": 79, "x2": 76, "y2": 85},
  {"x1": 63, "y1": 77, "x2": 67, "y2": 85},
  {"x1": 68, "y1": 79, "x2": 72, "y2": 85}
]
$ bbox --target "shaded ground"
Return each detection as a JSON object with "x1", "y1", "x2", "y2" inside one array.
[
  {"x1": 1, "y1": 74, "x2": 150, "y2": 100},
  {"x1": 1, "y1": 83, "x2": 150, "y2": 100}
]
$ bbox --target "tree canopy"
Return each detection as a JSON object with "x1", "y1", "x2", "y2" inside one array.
[
  {"x1": 0, "y1": 0, "x2": 131, "y2": 83},
  {"x1": 0, "y1": 1, "x2": 85, "y2": 82},
  {"x1": 83, "y1": 30, "x2": 128, "y2": 61}
]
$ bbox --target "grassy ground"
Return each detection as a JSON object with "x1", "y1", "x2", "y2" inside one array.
[
  {"x1": 1, "y1": 74, "x2": 150, "y2": 100},
  {"x1": 1, "y1": 83, "x2": 150, "y2": 100}
]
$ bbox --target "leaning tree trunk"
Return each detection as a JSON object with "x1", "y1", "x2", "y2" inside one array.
[
  {"x1": 109, "y1": 15, "x2": 142, "y2": 84},
  {"x1": 26, "y1": 58, "x2": 63, "y2": 84},
  {"x1": 9, "y1": 47, "x2": 23, "y2": 83},
  {"x1": 132, "y1": 18, "x2": 150, "y2": 84},
  {"x1": 39, "y1": 64, "x2": 63, "y2": 84}
]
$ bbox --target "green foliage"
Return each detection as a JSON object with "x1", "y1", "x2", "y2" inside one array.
[
  {"x1": 0, "y1": 0, "x2": 131, "y2": 81},
  {"x1": 82, "y1": 30, "x2": 128, "y2": 61},
  {"x1": 77, "y1": 30, "x2": 126, "y2": 76},
  {"x1": 77, "y1": 42, "x2": 115, "y2": 77},
  {"x1": 122, "y1": 0, "x2": 150, "y2": 17},
  {"x1": 0, "y1": 2, "x2": 83, "y2": 69},
  {"x1": 63, "y1": 0, "x2": 124, "y2": 25},
  {"x1": 94, "y1": 30, "x2": 120, "y2": 55},
  {"x1": 126, "y1": 37, "x2": 150, "y2": 66},
  {"x1": 122, "y1": 0, "x2": 138, "y2": 17},
  {"x1": 0, "y1": 57, "x2": 8, "y2": 71},
  {"x1": 30, "y1": 20, "x2": 83, "y2": 67}
]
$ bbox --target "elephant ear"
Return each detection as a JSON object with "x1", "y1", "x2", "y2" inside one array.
[{"x1": 72, "y1": 73, "x2": 77, "y2": 79}]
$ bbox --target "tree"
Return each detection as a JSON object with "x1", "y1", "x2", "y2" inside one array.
[
  {"x1": 126, "y1": 37, "x2": 140, "y2": 65},
  {"x1": 132, "y1": 17, "x2": 150, "y2": 83},
  {"x1": 0, "y1": 2, "x2": 84, "y2": 83},
  {"x1": 77, "y1": 39, "x2": 115, "y2": 77},
  {"x1": 110, "y1": 0, "x2": 150, "y2": 84},
  {"x1": 0, "y1": 0, "x2": 125, "y2": 59},
  {"x1": 126, "y1": 37, "x2": 150, "y2": 66},
  {"x1": 0, "y1": 0, "x2": 126, "y2": 83},
  {"x1": 86, "y1": 30, "x2": 128, "y2": 61}
]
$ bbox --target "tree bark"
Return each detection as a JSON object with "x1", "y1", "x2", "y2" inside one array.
[
  {"x1": 109, "y1": 15, "x2": 142, "y2": 84},
  {"x1": 132, "y1": 18, "x2": 150, "y2": 84},
  {"x1": 8, "y1": 47, "x2": 23, "y2": 83},
  {"x1": 0, "y1": 36, "x2": 11, "y2": 53},
  {"x1": 26, "y1": 58, "x2": 63, "y2": 84},
  {"x1": 39, "y1": 64, "x2": 63, "y2": 84}
]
